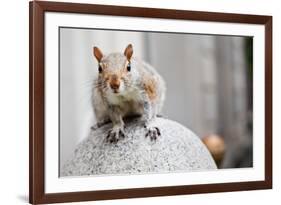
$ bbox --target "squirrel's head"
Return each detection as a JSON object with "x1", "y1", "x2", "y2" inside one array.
[{"x1": 92, "y1": 44, "x2": 134, "y2": 95}]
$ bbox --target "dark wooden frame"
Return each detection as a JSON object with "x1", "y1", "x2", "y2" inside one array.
[{"x1": 29, "y1": 1, "x2": 272, "y2": 204}]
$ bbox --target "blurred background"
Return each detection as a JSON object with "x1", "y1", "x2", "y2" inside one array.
[{"x1": 59, "y1": 28, "x2": 253, "y2": 171}]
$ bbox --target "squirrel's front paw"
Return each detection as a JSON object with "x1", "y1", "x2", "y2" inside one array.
[
  {"x1": 106, "y1": 127, "x2": 125, "y2": 143},
  {"x1": 145, "y1": 127, "x2": 161, "y2": 141}
]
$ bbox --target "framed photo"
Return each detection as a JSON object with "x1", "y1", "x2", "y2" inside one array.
[{"x1": 29, "y1": 1, "x2": 272, "y2": 204}]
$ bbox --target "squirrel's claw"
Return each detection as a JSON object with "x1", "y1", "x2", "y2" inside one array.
[
  {"x1": 106, "y1": 128, "x2": 125, "y2": 143},
  {"x1": 145, "y1": 127, "x2": 161, "y2": 141},
  {"x1": 91, "y1": 120, "x2": 111, "y2": 130}
]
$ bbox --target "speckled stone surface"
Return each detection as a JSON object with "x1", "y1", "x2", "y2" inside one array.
[{"x1": 61, "y1": 118, "x2": 217, "y2": 176}]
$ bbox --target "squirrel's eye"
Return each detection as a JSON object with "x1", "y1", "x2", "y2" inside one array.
[
  {"x1": 98, "y1": 65, "x2": 102, "y2": 73},
  {"x1": 127, "y1": 64, "x2": 131, "y2": 72}
]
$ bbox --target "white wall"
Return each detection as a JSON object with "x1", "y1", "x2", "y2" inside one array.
[{"x1": 1, "y1": 0, "x2": 280, "y2": 205}]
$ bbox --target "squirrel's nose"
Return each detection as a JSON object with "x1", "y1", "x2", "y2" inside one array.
[
  {"x1": 110, "y1": 75, "x2": 120, "y2": 90},
  {"x1": 110, "y1": 82, "x2": 120, "y2": 90}
]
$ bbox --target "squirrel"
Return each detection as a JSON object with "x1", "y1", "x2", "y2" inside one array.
[{"x1": 92, "y1": 44, "x2": 166, "y2": 143}]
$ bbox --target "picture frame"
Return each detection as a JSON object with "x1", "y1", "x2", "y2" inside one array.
[{"x1": 29, "y1": 1, "x2": 272, "y2": 204}]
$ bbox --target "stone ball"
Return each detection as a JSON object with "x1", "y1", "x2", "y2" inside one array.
[{"x1": 62, "y1": 117, "x2": 217, "y2": 176}]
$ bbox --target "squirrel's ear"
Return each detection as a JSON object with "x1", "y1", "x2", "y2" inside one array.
[
  {"x1": 124, "y1": 44, "x2": 133, "y2": 60},
  {"x1": 93, "y1": 46, "x2": 103, "y2": 62}
]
